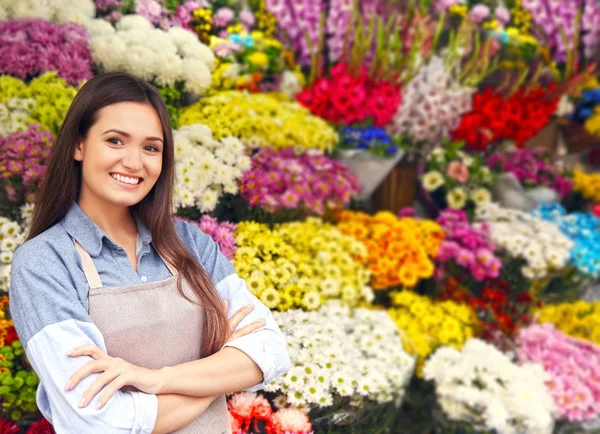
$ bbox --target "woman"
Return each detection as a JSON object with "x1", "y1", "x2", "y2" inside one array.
[{"x1": 9, "y1": 72, "x2": 291, "y2": 433}]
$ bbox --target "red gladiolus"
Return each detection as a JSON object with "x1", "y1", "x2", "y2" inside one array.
[
  {"x1": 452, "y1": 86, "x2": 559, "y2": 152},
  {"x1": 297, "y1": 63, "x2": 402, "y2": 127}
]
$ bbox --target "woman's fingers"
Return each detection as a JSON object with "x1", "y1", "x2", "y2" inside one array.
[
  {"x1": 227, "y1": 304, "x2": 255, "y2": 333},
  {"x1": 94, "y1": 375, "x2": 128, "y2": 410},
  {"x1": 65, "y1": 360, "x2": 107, "y2": 391},
  {"x1": 79, "y1": 369, "x2": 120, "y2": 408},
  {"x1": 67, "y1": 345, "x2": 107, "y2": 360},
  {"x1": 229, "y1": 319, "x2": 266, "y2": 342}
]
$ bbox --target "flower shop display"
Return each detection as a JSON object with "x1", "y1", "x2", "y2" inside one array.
[
  {"x1": 338, "y1": 127, "x2": 398, "y2": 158},
  {"x1": 172, "y1": 123, "x2": 250, "y2": 213},
  {"x1": 264, "y1": 302, "x2": 415, "y2": 431},
  {"x1": 0, "y1": 217, "x2": 25, "y2": 293},
  {"x1": 452, "y1": 85, "x2": 560, "y2": 152},
  {"x1": 420, "y1": 141, "x2": 496, "y2": 215},
  {"x1": 0, "y1": 19, "x2": 94, "y2": 86},
  {"x1": 0, "y1": 0, "x2": 95, "y2": 25},
  {"x1": 572, "y1": 168, "x2": 600, "y2": 204},
  {"x1": 475, "y1": 202, "x2": 574, "y2": 282},
  {"x1": 336, "y1": 210, "x2": 443, "y2": 290},
  {"x1": 87, "y1": 14, "x2": 215, "y2": 94},
  {"x1": 435, "y1": 209, "x2": 502, "y2": 282},
  {"x1": 517, "y1": 323, "x2": 600, "y2": 422},
  {"x1": 179, "y1": 91, "x2": 338, "y2": 152},
  {"x1": 0, "y1": 73, "x2": 78, "y2": 136},
  {"x1": 387, "y1": 290, "x2": 479, "y2": 374},
  {"x1": 0, "y1": 125, "x2": 53, "y2": 210},
  {"x1": 423, "y1": 338, "x2": 555, "y2": 434},
  {"x1": 175, "y1": 215, "x2": 237, "y2": 260},
  {"x1": 228, "y1": 392, "x2": 314, "y2": 434},
  {"x1": 233, "y1": 219, "x2": 372, "y2": 311},
  {"x1": 535, "y1": 300, "x2": 600, "y2": 347},
  {"x1": 239, "y1": 148, "x2": 360, "y2": 217},
  {"x1": 569, "y1": 79, "x2": 600, "y2": 138}
]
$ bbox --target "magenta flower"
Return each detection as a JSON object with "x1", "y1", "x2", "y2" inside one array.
[
  {"x1": 0, "y1": 19, "x2": 94, "y2": 85},
  {"x1": 240, "y1": 148, "x2": 359, "y2": 215},
  {"x1": 176, "y1": 215, "x2": 237, "y2": 260},
  {"x1": 469, "y1": 4, "x2": 491, "y2": 23},
  {"x1": 213, "y1": 7, "x2": 235, "y2": 27}
]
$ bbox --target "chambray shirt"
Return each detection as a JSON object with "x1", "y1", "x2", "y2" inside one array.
[{"x1": 9, "y1": 202, "x2": 290, "y2": 434}]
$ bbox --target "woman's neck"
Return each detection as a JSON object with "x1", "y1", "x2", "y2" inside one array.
[{"x1": 77, "y1": 196, "x2": 138, "y2": 245}]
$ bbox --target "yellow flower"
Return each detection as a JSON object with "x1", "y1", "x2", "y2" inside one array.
[
  {"x1": 422, "y1": 171, "x2": 444, "y2": 192},
  {"x1": 448, "y1": 4, "x2": 468, "y2": 16},
  {"x1": 247, "y1": 52, "x2": 269, "y2": 69},
  {"x1": 471, "y1": 188, "x2": 492, "y2": 204},
  {"x1": 246, "y1": 275, "x2": 267, "y2": 294},
  {"x1": 301, "y1": 291, "x2": 321, "y2": 310},
  {"x1": 259, "y1": 287, "x2": 280, "y2": 309},
  {"x1": 446, "y1": 188, "x2": 468, "y2": 209}
]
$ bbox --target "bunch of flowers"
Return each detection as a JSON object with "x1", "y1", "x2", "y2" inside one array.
[
  {"x1": 0, "y1": 125, "x2": 53, "y2": 207},
  {"x1": 535, "y1": 300, "x2": 600, "y2": 347},
  {"x1": 521, "y1": 0, "x2": 600, "y2": 61},
  {"x1": 296, "y1": 63, "x2": 402, "y2": 128},
  {"x1": 452, "y1": 86, "x2": 560, "y2": 152},
  {"x1": 475, "y1": 202, "x2": 574, "y2": 280},
  {"x1": 233, "y1": 219, "x2": 371, "y2": 311},
  {"x1": 532, "y1": 203, "x2": 600, "y2": 278},
  {"x1": 443, "y1": 277, "x2": 535, "y2": 339},
  {"x1": 265, "y1": 302, "x2": 415, "y2": 409},
  {"x1": 386, "y1": 56, "x2": 475, "y2": 158},
  {"x1": 517, "y1": 323, "x2": 600, "y2": 422},
  {"x1": 487, "y1": 148, "x2": 573, "y2": 197},
  {"x1": 0, "y1": 19, "x2": 93, "y2": 86},
  {"x1": 0, "y1": 217, "x2": 25, "y2": 292},
  {"x1": 0, "y1": 296, "x2": 40, "y2": 424},
  {"x1": 0, "y1": 0, "x2": 95, "y2": 24},
  {"x1": 338, "y1": 126, "x2": 398, "y2": 157},
  {"x1": 435, "y1": 209, "x2": 501, "y2": 281},
  {"x1": 424, "y1": 338, "x2": 555, "y2": 434},
  {"x1": 420, "y1": 142, "x2": 495, "y2": 212},
  {"x1": 228, "y1": 392, "x2": 313, "y2": 434},
  {"x1": 568, "y1": 83, "x2": 600, "y2": 137},
  {"x1": 87, "y1": 14, "x2": 215, "y2": 94},
  {"x1": 572, "y1": 168, "x2": 600, "y2": 203},
  {"x1": 175, "y1": 216, "x2": 237, "y2": 260},
  {"x1": 336, "y1": 211, "x2": 443, "y2": 290},
  {"x1": 0, "y1": 73, "x2": 78, "y2": 136},
  {"x1": 388, "y1": 291, "x2": 479, "y2": 374},
  {"x1": 173, "y1": 124, "x2": 250, "y2": 213},
  {"x1": 179, "y1": 91, "x2": 338, "y2": 152},
  {"x1": 240, "y1": 148, "x2": 360, "y2": 216}
]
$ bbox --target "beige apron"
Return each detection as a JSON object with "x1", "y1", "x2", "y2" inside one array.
[{"x1": 73, "y1": 240, "x2": 231, "y2": 434}]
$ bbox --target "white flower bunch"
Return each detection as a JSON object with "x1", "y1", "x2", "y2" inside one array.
[
  {"x1": 475, "y1": 202, "x2": 574, "y2": 279},
  {"x1": 173, "y1": 124, "x2": 250, "y2": 212},
  {"x1": 0, "y1": 216, "x2": 26, "y2": 293},
  {"x1": 424, "y1": 339, "x2": 555, "y2": 434},
  {"x1": 86, "y1": 15, "x2": 216, "y2": 95},
  {"x1": 0, "y1": 0, "x2": 95, "y2": 24},
  {"x1": 266, "y1": 302, "x2": 415, "y2": 409},
  {"x1": 0, "y1": 98, "x2": 36, "y2": 136},
  {"x1": 385, "y1": 56, "x2": 475, "y2": 155}
]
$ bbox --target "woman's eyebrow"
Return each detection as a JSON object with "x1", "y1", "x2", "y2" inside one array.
[{"x1": 101, "y1": 128, "x2": 164, "y2": 143}]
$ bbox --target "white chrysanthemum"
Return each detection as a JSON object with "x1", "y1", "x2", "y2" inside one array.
[
  {"x1": 424, "y1": 339, "x2": 555, "y2": 434},
  {"x1": 83, "y1": 18, "x2": 115, "y2": 36},
  {"x1": 89, "y1": 34, "x2": 127, "y2": 71},
  {"x1": 181, "y1": 58, "x2": 213, "y2": 95},
  {"x1": 0, "y1": 218, "x2": 26, "y2": 293},
  {"x1": 7, "y1": 0, "x2": 53, "y2": 20},
  {"x1": 1, "y1": 0, "x2": 95, "y2": 23},
  {"x1": 269, "y1": 302, "x2": 415, "y2": 409},
  {"x1": 115, "y1": 14, "x2": 154, "y2": 31}
]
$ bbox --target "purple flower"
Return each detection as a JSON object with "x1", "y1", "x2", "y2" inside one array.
[
  {"x1": 213, "y1": 7, "x2": 235, "y2": 27},
  {"x1": 239, "y1": 9, "x2": 256, "y2": 29},
  {"x1": 494, "y1": 7, "x2": 511, "y2": 26},
  {"x1": 469, "y1": 4, "x2": 491, "y2": 24}
]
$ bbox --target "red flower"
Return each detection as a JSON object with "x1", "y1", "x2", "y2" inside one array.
[
  {"x1": 0, "y1": 419, "x2": 20, "y2": 434},
  {"x1": 26, "y1": 419, "x2": 54, "y2": 434},
  {"x1": 516, "y1": 292, "x2": 533, "y2": 303},
  {"x1": 495, "y1": 312, "x2": 516, "y2": 332},
  {"x1": 5, "y1": 326, "x2": 18, "y2": 346}
]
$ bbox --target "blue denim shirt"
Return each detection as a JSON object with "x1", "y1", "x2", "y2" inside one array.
[{"x1": 9, "y1": 202, "x2": 290, "y2": 434}]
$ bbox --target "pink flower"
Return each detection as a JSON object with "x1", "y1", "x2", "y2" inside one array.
[
  {"x1": 265, "y1": 408, "x2": 313, "y2": 434},
  {"x1": 176, "y1": 216, "x2": 237, "y2": 260},
  {"x1": 495, "y1": 7, "x2": 511, "y2": 26},
  {"x1": 446, "y1": 161, "x2": 469, "y2": 183},
  {"x1": 469, "y1": 4, "x2": 491, "y2": 24},
  {"x1": 213, "y1": 7, "x2": 235, "y2": 27},
  {"x1": 456, "y1": 248, "x2": 475, "y2": 267}
]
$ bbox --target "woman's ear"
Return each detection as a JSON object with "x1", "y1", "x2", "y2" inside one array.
[{"x1": 74, "y1": 141, "x2": 84, "y2": 162}]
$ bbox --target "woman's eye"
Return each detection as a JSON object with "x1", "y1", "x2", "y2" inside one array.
[
  {"x1": 107, "y1": 138, "x2": 123, "y2": 145},
  {"x1": 145, "y1": 145, "x2": 160, "y2": 153}
]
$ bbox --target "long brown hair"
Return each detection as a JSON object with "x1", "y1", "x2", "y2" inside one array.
[{"x1": 27, "y1": 72, "x2": 228, "y2": 356}]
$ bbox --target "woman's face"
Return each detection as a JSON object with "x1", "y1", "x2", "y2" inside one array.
[{"x1": 74, "y1": 101, "x2": 164, "y2": 209}]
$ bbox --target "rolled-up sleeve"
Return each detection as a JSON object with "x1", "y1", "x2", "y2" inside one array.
[
  {"x1": 9, "y1": 242, "x2": 158, "y2": 434},
  {"x1": 175, "y1": 220, "x2": 291, "y2": 391}
]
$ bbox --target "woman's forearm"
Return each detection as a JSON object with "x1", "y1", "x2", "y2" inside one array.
[
  {"x1": 152, "y1": 394, "x2": 217, "y2": 434},
  {"x1": 158, "y1": 347, "x2": 263, "y2": 397}
]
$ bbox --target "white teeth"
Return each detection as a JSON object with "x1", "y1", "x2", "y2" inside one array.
[{"x1": 111, "y1": 174, "x2": 140, "y2": 185}]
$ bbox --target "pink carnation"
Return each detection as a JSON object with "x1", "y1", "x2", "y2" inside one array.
[
  {"x1": 175, "y1": 216, "x2": 237, "y2": 260},
  {"x1": 265, "y1": 408, "x2": 313, "y2": 434}
]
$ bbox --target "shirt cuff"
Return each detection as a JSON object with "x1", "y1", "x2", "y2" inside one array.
[
  {"x1": 223, "y1": 334, "x2": 274, "y2": 392},
  {"x1": 130, "y1": 391, "x2": 158, "y2": 434}
]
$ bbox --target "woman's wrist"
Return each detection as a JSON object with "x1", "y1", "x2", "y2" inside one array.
[{"x1": 156, "y1": 366, "x2": 174, "y2": 395}]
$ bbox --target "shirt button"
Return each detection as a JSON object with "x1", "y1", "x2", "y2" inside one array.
[{"x1": 140, "y1": 276, "x2": 147, "y2": 282}]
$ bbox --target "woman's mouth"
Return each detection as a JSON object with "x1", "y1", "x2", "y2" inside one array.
[{"x1": 109, "y1": 173, "x2": 143, "y2": 188}]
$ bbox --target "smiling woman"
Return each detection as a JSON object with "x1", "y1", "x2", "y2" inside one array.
[{"x1": 8, "y1": 72, "x2": 291, "y2": 434}]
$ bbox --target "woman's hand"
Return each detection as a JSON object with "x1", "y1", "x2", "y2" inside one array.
[
  {"x1": 64, "y1": 345, "x2": 162, "y2": 410},
  {"x1": 222, "y1": 300, "x2": 266, "y2": 343}
]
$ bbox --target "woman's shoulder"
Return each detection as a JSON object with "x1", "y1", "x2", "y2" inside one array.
[{"x1": 13, "y1": 222, "x2": 73, "y2": 270}]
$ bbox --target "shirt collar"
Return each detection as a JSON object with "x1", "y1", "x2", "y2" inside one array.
[{"x1": 61, "y1": 202, "x2": 152, "y2": 257}]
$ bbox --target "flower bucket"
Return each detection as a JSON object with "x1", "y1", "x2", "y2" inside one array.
[
  {"x1": 338, "y1": 150, "x2": 405, "y2": 201},
  {"x1": 492, "y1": 173, "x2": 558, "y2": 211}
]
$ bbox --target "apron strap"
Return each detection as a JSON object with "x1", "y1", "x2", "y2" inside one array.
[{"x1": 73, "y1": 240, "x2": 103, "y2": 289}]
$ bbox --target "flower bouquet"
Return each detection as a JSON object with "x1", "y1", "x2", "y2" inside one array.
[
  {"x1": 265, "y1": 302, "x2": 415, "y2": 433},
  {"x1": 233, "y1": 218, "x2": 372, "y2": 311},
  {"x1": 419, "y1": 140, "x2": 496, "y2": 217}
]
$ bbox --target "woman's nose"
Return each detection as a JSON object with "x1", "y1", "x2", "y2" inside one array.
[{"x1": 122, "y1": 148, "x2": 143, "y2": 171}]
